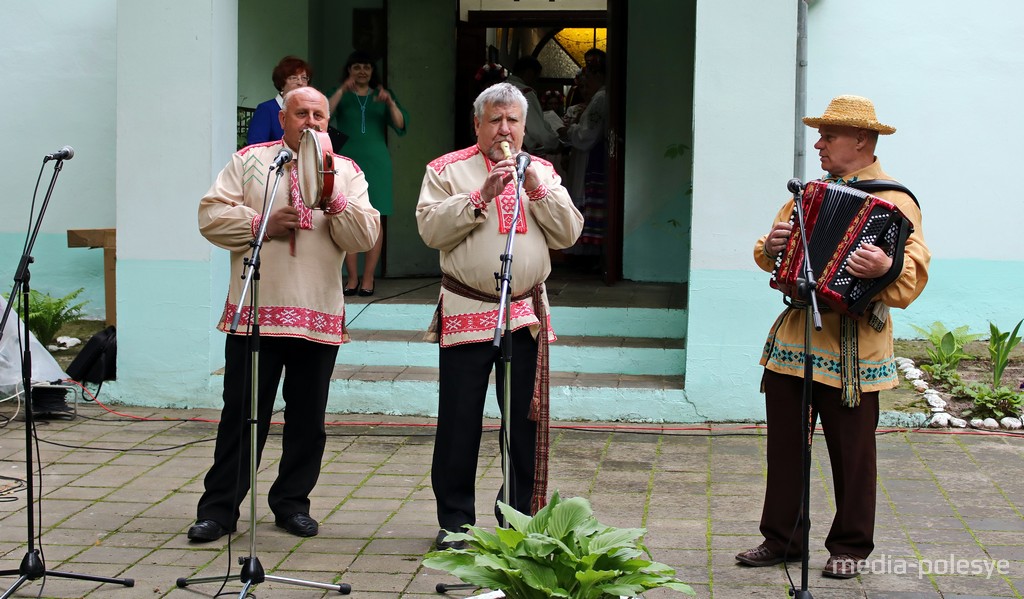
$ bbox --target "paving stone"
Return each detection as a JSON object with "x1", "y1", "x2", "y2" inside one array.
[{"x1": 4, "y1": 406, "x2": 1024, "y2": 597}]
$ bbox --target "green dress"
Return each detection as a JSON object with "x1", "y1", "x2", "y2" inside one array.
[{"x1": 331, "y1": 88, "x2": 408, "y2": 216}]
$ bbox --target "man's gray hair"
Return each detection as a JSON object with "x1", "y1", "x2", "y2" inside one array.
[{"x1": 473, "y1": 82, "x2": 528, "y2": 120}]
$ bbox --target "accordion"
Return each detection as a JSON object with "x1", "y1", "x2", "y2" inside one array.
[{"x1": 770, "y1": 180, "x2": 913, "y2": 318}]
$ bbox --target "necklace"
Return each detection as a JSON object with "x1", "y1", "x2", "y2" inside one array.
[{"x1": 355, "y1": 91, "x2": 371, "y2": 134}]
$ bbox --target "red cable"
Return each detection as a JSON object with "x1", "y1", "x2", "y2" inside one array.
[{"x1": 61, "y1": 379, "x2": 1024, "y2": 438}]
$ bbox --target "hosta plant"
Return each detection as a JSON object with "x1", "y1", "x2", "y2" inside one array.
[
  {"x1": 423, "y1": 491, "x2": 694, "y2": 599},
  {"x1": 910, "y1": 321, "x2": 982, "y2": 370}
]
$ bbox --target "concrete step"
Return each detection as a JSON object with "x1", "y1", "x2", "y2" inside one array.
[
  {"x1": 329, "y1": 363, "x2": 683, "y2": 389},
  {"x1": 341, "y1": 330, "x2": 685, "y2": 376},
  {"x1": 344, "y1": 303, "x2": 687, "y2": 340},
  {"x1": 209, "y1": 365, "x2": 691, "y2": 422},
  {"x1": 212, "y1": 276, "x2": 696, "y2": 421},
  {"x1": 325, "y1": 366, "x2": 691, "y2": 422}
]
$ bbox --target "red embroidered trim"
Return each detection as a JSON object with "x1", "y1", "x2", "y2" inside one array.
[
  {"x1": 251, "y1": 215, "x2": 262, "y2": 239},
  {"x1": 333, "y1": 153, "x2": 362, "y2": 174},
  {"x1": 496, "y1": 183, "x2": 527, "y2": 235},
  {"x1": 223, "y1": 302, "x2": 346, "y2": 336},
  {"x1": 428, "y1": 146, "x2": 480, "y2": 174},
  {"x1": 324, "y1": 193, "x2": 347, "y2": 214},
  {"x1": 469, "y1": 190, "x2": 487, "y2": 210},
  {"x1": 441, "y1": 300, "x2": 535, "y2": 336},
  {"x1": 526, "y1": 184, "x2": 548, "y2": 201},
  {"x1": 237, "y1": 141, "x2": 280, "y2": 156},
  {"x1": 289, "y1": 166, "x2": 314, "y2": 230}
]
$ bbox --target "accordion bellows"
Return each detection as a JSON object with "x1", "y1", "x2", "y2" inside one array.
[{"x1": 771, "y1": 180, "x2": 913, "y2": 318}]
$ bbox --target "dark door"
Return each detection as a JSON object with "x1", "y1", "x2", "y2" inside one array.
[
  {"x1": 459, "y1": 6, "x2": 623, "y2": 283},
  {"x1": 603, "y1": 0, "x2": 626, "y2": 284},
  {"x1": 455, "y1": 21, "x2": 487, "y2": 150}
]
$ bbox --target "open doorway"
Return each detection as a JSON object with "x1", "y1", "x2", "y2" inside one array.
[{"x1": 456, "y1": 2, "x2": 625, "y2": 284}]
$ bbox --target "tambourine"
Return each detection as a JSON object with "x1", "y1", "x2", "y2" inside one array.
[{"x1": 297, "y1": 128, "x2": 336, "y2": 209}]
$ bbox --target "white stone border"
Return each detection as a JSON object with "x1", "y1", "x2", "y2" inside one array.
[{"x1": 894, "y1": 357, "x2": 1023, "y2": 430}]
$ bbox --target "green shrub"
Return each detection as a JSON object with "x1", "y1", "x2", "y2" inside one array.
[
  {"x1": 911, "y1": 321, "x2": 983, "y2": 370},
  {"x1": 952, "y1": 320, "x2": 1024, "y2": 420},
  {"x1": 3, "y1": 288, "x2": 87, "y2": 345},
  {"x1": 957, "y1": 381, "x2": 1024, "y2": 421},
  {"x1": 921, "y1": 362, "x2": 962, "y2": 390}
]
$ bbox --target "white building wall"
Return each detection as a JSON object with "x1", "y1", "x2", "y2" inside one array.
[
  {"x1": 805, "y1": 0, "x2": 1024, "y2": 262},
  {"x1": 113, "y1": 0, "x2": 238, "y2": 407},
  {"x1": 3, "y1": 0, "x2": 1021, "y2": 420},
  {"x1": 686, "y1": 0, "x2": 799, "y2": 418},
  {"x1": 801, "y1": 0, "x2": 1024, "y2": 341},
  {"x1": 0, "y1": 1, "x2": 118, "y2": 317},
  {"x1": 685, "y1": 0, "x2": 1024, "y2": 421}
]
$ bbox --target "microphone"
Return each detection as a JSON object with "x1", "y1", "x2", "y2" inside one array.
[
  {"x1": 787, "y1": 178, "x2": 804, "y2": 194},
  {"x1": 269, "y1": 149, "x2": 293, "y2": 171},
  {"x1": 515, "y1": 152, "x2": 531, "y2": 181},
  {"x1": 44, "y1": 146, "x2": 74, "y2": 162}
]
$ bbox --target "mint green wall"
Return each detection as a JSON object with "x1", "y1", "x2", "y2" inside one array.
[
  {"x1": 890, "y1": 260, "x2": 1024, "y2": 339},
  {"x1": 685, "y1": 260, "x2": 1024, "y2": 421},
  {"x1": 0, "y1": 236, "x2": 106, "y2": 320},
  {"x1": 317, "y1": 0, "x2": 384, "y2": 90},
  {"x1": 622, "y1": 0, "x2": 694, "y2": 283},
  {"x1": 237, "y1": 0, "x2": 310, "y2": 108},
  {"x1": 234, "y1": 0, "x2": 451, "y2": 277},
  {"x1": 386, "y1": 0, "x2": 457, "y2": 276}
]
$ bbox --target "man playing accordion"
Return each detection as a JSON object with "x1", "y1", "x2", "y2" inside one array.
[{"x1": 738, "y1": 95, "x2": 930, "y2": 578}]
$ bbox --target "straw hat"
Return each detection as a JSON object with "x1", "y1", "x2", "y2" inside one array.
[{"x1": 802, "y1": 95, "x2": 896, "y2": 135}]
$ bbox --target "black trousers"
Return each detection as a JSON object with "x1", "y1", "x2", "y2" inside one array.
[
  {"x1": 432, "y1": 328, "x2": 538, "y2": 532},
  {"x1": 759, "y1": 369, "x2": 880, "y2": 559},
  {"x1": 196, "y1": 334, "x2": 338, "y2": 529}
]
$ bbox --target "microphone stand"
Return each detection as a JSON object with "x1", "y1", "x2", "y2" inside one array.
[
  {"x1": 0, "y1": 158, "x2": 135, "y2": 597},
  {"x1": 175, "y1": 161, "x2": 349, "y2": 596},
  {"x1": 492, "y1": 162, "x2": 528, "y2": 527},
  {"x1": 787, "y1": 178, "x2": 821, "y2": 599},
  {"x1": 436, "y1": 162, "x2": 527, "y2": 597}
]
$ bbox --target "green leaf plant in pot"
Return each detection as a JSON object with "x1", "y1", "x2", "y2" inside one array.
[{"x1": 423, "y1": 491, "x2": 695, "y2": 599}]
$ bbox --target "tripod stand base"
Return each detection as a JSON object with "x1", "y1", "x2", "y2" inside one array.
[
  {"x1": 176, "y1": 556, "x2": 350, "y2": 595},
  {"x1": 792, "y1": 590, "x2": 813, "y2": 599},
  {"x1": 435, "y1": 584, "x2": 503, "y2": 598},
  {"x1": 0, "y1": 549, "x2": 134, "y2": 599},
  {"x1": 437, "y1": 581, "x2": 477, "y2": 593}
]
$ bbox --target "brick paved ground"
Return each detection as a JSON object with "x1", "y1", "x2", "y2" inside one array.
[{"x1": 2, "y1": 402, "x2": 1024, "y2": 598}]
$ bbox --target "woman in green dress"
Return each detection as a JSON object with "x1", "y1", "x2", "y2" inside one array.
[{"x1": 328, "y1": 50, "x2": 408, "y2": 296}]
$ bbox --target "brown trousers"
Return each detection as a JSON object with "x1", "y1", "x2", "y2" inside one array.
[{"x1": 759, "y1": 369, "x2": 880, "y2": 559}]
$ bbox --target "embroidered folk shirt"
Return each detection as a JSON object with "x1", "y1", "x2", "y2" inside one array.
[
  {"x1": 199, "y1": 140, "x2": 381, "y2": 344},
  {"x1": 753, "y1": 160, "x2": 931, "y2": 391},
  {"x1": 416, "y1": 145, "x2": 583, "y2": 347}
]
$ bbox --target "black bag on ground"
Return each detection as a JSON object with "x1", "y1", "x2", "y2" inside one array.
[{"x1": 66, "y1": 325, "x2": 117, "y2": 383}]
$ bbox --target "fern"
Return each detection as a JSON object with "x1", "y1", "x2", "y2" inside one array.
[{"x1": 3, "y1": 288, "x2": 88, "y2": 345}]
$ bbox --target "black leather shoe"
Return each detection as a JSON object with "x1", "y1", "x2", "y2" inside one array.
[
  {"x1": 276, "y1": 512, "x2": 319, "y2": 537},
  {"x1": 187, "y1": 519, "x2": 228, "y2": 542},
  {"x1": 735, "y1": 543, "x2": 800, "y2": 567},
  {"x1": 434, "y1": 529, "x2": 468, "y2": 550},
  {"x1": 823, "y1": 554, "x2": 862, "y2": 579}
]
